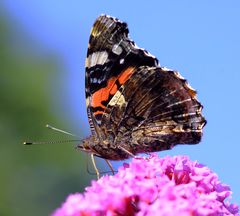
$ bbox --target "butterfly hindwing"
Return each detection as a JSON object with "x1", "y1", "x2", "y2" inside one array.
[{"x1": 100, "y1": 66, "x2": 206, "y2": 156}]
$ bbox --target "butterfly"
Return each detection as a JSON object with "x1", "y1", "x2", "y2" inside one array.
[{"x1": 78, "y1": 15, "x2": 206, "y2": 162}]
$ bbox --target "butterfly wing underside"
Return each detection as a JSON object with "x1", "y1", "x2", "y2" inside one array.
[{"x1": 84, "y1": 15, "x2": 206, "y2": 160}]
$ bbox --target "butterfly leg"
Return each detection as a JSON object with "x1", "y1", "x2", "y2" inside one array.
[
  {"x1": 104, "y1": 159, "x2": 115, "y2": 175},
  {"x1": 91, "y1": 153, "x2": 100, "y2": 179},
  {"x1": 118, "y1": 146, "x2": 135, "y2": 158}
]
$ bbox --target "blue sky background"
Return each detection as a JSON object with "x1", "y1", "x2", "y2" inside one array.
[{"x1": 3, "y1": 1, "x2": 240, "y2": 204}]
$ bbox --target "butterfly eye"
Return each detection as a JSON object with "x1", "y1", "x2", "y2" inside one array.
[{"x1": 76, "y1": 141, "x2": 92, "y2": 153}]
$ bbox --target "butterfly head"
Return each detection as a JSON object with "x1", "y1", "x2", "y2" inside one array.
[{"x1": 76, "y1": 136, "x2": 101, "y2": 156}]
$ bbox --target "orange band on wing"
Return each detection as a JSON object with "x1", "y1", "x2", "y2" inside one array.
[
  {"x1": 91, "y1": 78, "x2": 117, "y2": 109},
  {"x1": 91, "y1": 66, "x2": 135, "y2": 112},
  {"x1": 118, "y1": 66, "x2": 135, "y2": 85}
]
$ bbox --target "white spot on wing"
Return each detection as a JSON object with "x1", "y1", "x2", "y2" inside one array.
[
  {"x1": 161, "y1": 67, "x2": 171, "y2": 71},
  {"x1": 86, "y1": 97, "x2": 90, "y2": 107},
  {"x1": 112, "y1": 44, "x2": 123, "y2": 55},
  {"x1": 119, "y1": 58, "x2": 124, "y2": 64},
  {"x1": 108, "y1": 90, "x2": 126, "y2": 107},
  {"x1": 86, "y1": 51, "x2": 109, "y2": 68},
  {"x1": 174, "y1": 71, "x2": 185, "y2": 80}
]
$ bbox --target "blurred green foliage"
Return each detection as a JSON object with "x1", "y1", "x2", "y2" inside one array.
[{"x1": 0, "y1": 7, "x2": 91, "y2": 216}]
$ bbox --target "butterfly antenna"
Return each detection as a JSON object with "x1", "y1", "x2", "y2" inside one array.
[
  {"x1": 46, "y1": 124, "x2": 80, "y2": 138},
  {"x1": 23, "y1": 139, "x2": 80, "y2": 145},
  {"x1": 23, "y1": 124, "x2": 81, "y2": 145}
]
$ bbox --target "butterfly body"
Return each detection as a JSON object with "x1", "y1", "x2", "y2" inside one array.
[{"x1": 80, "y1": 15, "x2": 206, "y2": 160}]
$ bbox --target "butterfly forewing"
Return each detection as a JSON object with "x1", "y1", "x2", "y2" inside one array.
[{"x1": 85, "y1": 15, "x2": 158, "y2": 129}]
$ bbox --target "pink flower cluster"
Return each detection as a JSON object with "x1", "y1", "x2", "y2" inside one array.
[{"x1": 52, "y1": 154, "x2": 239, "y2": 216}]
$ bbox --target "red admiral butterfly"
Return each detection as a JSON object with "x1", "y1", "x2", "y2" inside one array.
[{"x1": 78, "y1": 15, "x2": 206, "y2": 161}]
